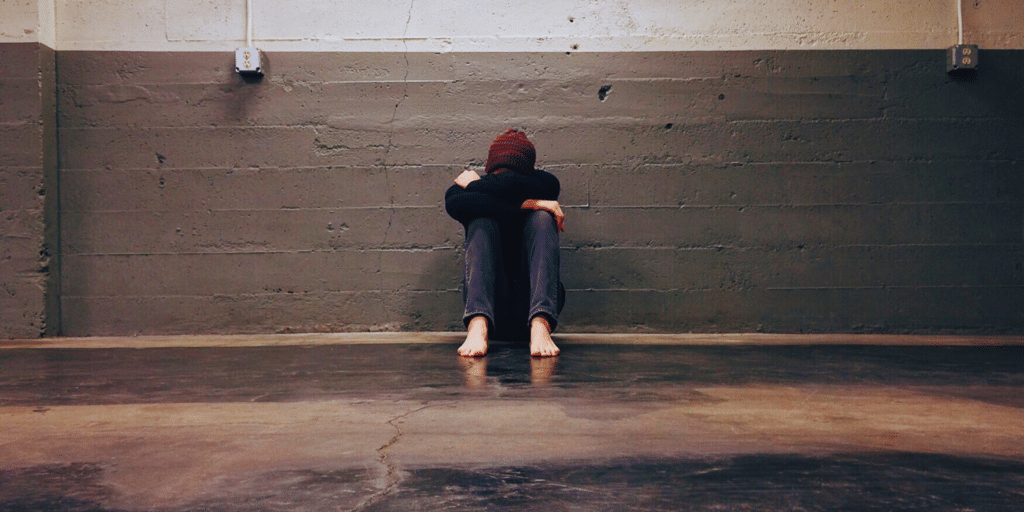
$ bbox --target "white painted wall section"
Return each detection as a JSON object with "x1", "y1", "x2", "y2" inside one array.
[
  {"x1": 39, "y1": 0, "x2": 1024, "y2": 52},
  {"x1": 1, "y1": 0, "x2": 55, "y2": 46},
  {"x1": 0, "y1": 0, "x2": 39, "y2": 42},
  {"x1": 37, "y1": 0, "x2": 55, "y2": 48}
]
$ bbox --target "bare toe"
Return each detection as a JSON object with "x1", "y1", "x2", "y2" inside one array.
[
  {"x1": 530, "y1": 340, "x2": 560, "y2": 358},
  {"x1": 458, "y1": 338, "x2": 487, "y2": 357}
]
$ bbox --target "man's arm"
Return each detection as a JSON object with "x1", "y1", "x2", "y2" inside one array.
[
  {"x1": 444, "y1": 169, "x2": 562, "y2": 226},
  {"x1": 464, "y1": 169, "x2": 560, "y2": 203},
  {"x1": 445, "y1": 184, "x2": 523, "y2": 225},
  {"x1": 521, "y1": 198, "x2": 565, "y2": 232}
]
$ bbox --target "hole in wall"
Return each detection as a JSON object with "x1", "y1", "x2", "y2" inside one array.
[
  {"x1": 571, "y1": 44, "x2": 580, "y2": 50},
  {"x1": 598, "y1": 85, "x2": 612, "y2": 101},
  {"x1": 665, "y1": 123, "x2": 673, "y2": 129},
  {"x1": 718, "y1": 94, "x2": 725, "y2": 100}
]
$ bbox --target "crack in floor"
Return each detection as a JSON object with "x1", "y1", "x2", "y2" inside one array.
[{"x1": 351, "y1": 401, "x2": 453, "y2": 511}]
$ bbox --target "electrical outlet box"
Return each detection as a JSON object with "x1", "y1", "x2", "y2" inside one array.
[
  {"x1": 235, "y1": 47, "x2": 263, "y2": 77},
  {"x1": 947, "y1": 44, "x2": 978, "y2": 74}
]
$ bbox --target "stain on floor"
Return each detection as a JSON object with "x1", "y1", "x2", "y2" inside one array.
[{"x1": 1, "y1": 339, "x2": 1023, "y2": 511}]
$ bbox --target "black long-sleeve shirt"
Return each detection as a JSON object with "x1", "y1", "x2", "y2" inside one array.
[{"x1": 444, "y1": 169, "x2": 560, "y2": 226}]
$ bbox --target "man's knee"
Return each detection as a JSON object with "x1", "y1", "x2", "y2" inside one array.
[
  {"x1": 525, "y1": 210, "x2": 557, "y2": 233},
  {"x1": 467, "y1": 216, "x2": 500, "y2": 234},
  {"x1": 466, "y1": 217, "x2": 501, "y2": 248}
]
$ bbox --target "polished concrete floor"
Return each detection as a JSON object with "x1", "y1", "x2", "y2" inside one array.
[{"x1": 1, "y1": 333, "x2": 1023, "y2": 511}]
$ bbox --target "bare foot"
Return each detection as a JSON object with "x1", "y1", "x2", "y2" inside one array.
[
  {"x1": 529, "y1": 316, "x2": 560, "y2": 357},
  {"x1": 458, "y1": 316, "x2": 489, "y2": 357}
]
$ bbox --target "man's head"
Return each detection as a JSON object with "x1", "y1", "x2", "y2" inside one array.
[{"x1": 485, "y1": 128, "x2": 536, "y2": 175}]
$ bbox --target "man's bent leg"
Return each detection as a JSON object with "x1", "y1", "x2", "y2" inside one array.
[
  {"x1": 461, "y1": 218, "x2": 502, "y2": 356},
  {"x1": 523, "y1": 211, "x2": 562, "y2": 357}
]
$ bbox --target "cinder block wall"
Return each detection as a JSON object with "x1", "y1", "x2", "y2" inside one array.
[{"x1": 56, "y1": 50, "x2": 1024, "y2": 335}]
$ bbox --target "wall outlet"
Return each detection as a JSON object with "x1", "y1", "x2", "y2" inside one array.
[
  {"x1": 235, "y1": 47, "x2": 263, "y2": 77},
  {"x1": 947, "y1": 44, "x2": 978, "y2": 74}
]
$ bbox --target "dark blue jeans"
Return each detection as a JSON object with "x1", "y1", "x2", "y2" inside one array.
[{"x1": 463, "y1": 211, "x2": 565, "y2": 342}]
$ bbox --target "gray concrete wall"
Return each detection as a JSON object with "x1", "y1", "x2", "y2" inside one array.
[
  {"x1": 0, "y1": 42, "x2": 57, "y2": 338},
  {"x1": 55, "y1": 50, "x2": 1024, "y2": 336}
]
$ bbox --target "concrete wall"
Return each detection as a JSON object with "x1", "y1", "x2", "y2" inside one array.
[
  {"x1": 1, "y1": 0, "x2": 58, "y2": 337},
  {"x1": 2, "y1": 0, "x2": 1023, "y2": 337},
  {"x1": 56, "y1": 50, "x2": 1024, "y2": 335}
]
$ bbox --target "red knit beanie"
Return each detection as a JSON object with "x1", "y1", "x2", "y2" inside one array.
[{"x1": 485, "y1": 128, "x2": 536, "y2": 175}]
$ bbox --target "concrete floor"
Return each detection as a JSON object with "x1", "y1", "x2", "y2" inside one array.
[{"x1": 2, "y1": 333, "x2": 1023, "y2": 511}]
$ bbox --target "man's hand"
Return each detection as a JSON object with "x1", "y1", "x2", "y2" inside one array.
[
  {"x1": 522, "y1": 199, "x2": 565, "y2": 232},
  {"x1": 454, "y1": 169, "x2": 481, "y2": 188}
]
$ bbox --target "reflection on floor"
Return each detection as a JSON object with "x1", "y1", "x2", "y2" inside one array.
[{"x1": 1, "y1": 334, "x2": 1022, "y2": 511}]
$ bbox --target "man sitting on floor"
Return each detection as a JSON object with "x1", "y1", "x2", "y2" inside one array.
[{"x1": 444, "y1": 128, "x2": 566, "y2": 358}]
